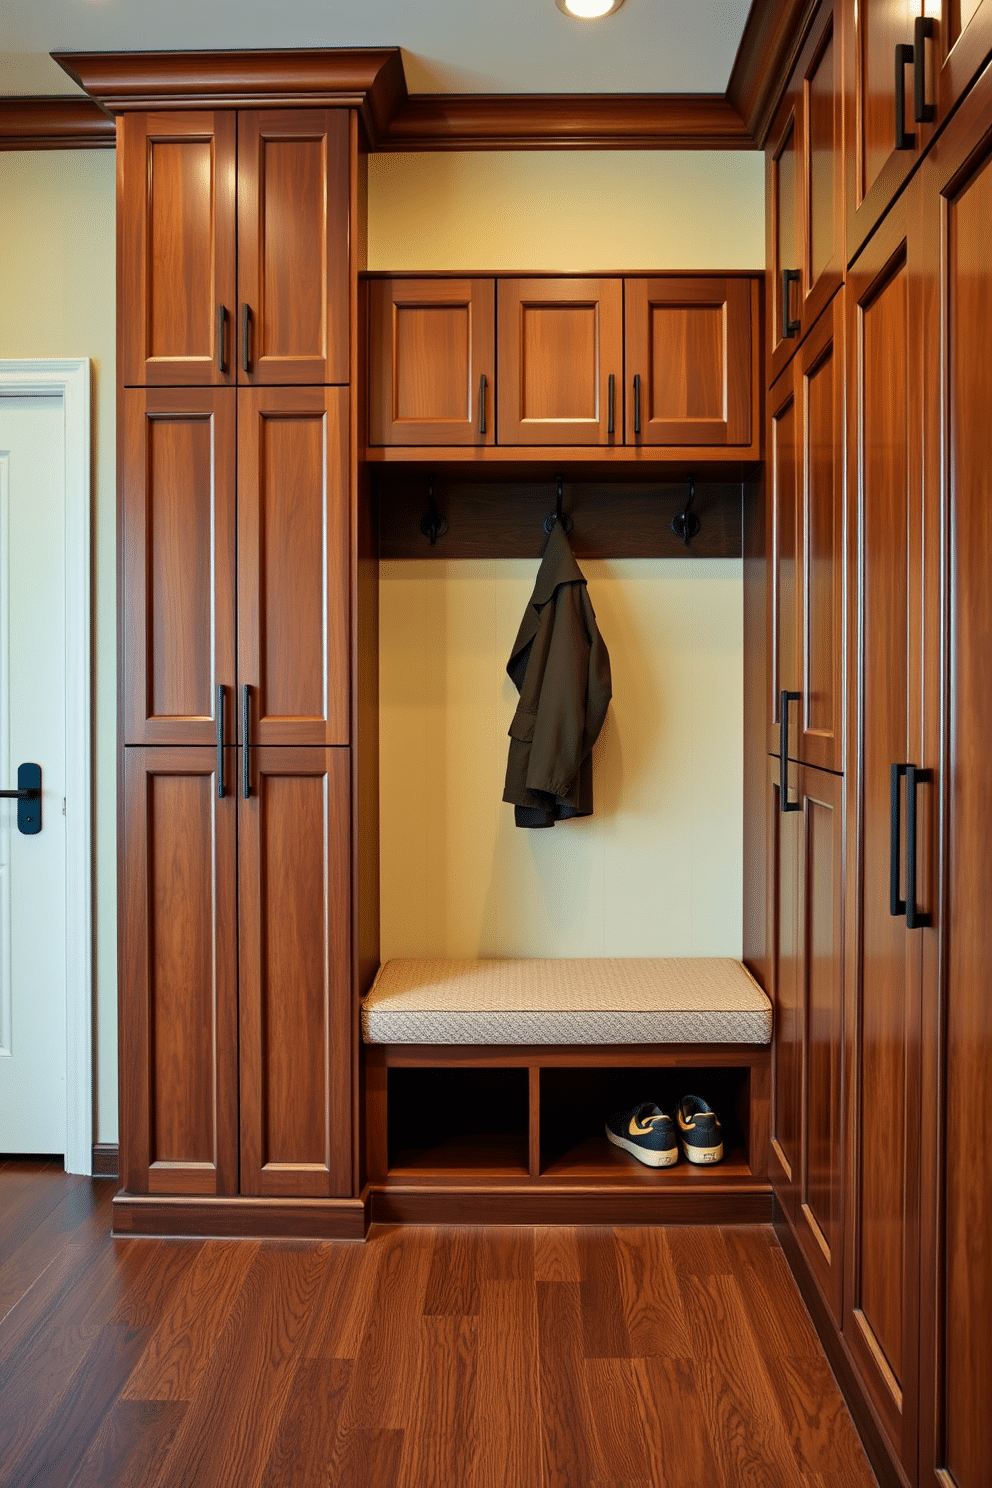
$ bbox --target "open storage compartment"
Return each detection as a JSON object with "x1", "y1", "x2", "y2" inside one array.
[{"x1": 386, "y1": 1065, "x2": 530, "y2": 1178}]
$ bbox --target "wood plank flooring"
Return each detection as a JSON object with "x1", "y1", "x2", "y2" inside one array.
[{"x1": 0, "y1": 1160, "x2": 878, "y2": 1487}]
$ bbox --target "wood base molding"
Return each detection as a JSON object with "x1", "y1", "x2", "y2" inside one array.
[
  {"x1": 91, "y1": 1142, "x2": 119, "y2": 1177},
  {"x1": 372, "y1": 1184, "x2": 773, "y2": 1227},
  {"x1": 112, "y1": 1190, "x2": 372, "y2": 1241},
  {"x1": 0, "y1": 97, "x2": 115, "y2": 150}
]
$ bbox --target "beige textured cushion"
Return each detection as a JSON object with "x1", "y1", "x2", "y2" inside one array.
[{"x1": 361, "y1": 958, "x2": 772, "y2": 1046}]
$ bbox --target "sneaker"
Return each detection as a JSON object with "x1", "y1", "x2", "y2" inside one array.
[
  {"x1": 605, "y1": 1102, "x2": 679, "y2": 1168},
  {"x1": 676, "y1": 1095, "x2": 724, "y2": 1164}
]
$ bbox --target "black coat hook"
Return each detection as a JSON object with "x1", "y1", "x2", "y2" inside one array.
[
  {"x1": 543, "y1": 474, "x2": 574, "y2": 536},
  {"x1": 672, "y1": 474, "x2": 701, "y2": 548},
  {"x1": 419, "y1": 477, "x2": 448, "y2": 546}
]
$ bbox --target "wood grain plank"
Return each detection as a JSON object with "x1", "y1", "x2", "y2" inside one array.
[
  {"x1": 423, "y1": 1225, "x2": 535, "y2": 1315},
  {"x1": 300, "y1": 1243, "x2": 368, "y2": 1359},
  {"x1": 65, "y1": 1400, "x2": 188, "y2": 1488},
  {"x1": 584, "y1": 1359, "x2": 653, "y2": 1482},
  {"x1": 335, "y1": 1226, "x2": 433, "y2": 1430},
  {"x1": 613, "y1": 1226, "x2": 693, "y2": 1359},
  {"x1": 399, "y1": 1315, "x2": 477, "y2": 1488},
  {"x1": 537, "y1": 1281, "x2": 605, "y2": 1487},
  {"x1": 534, "y1": 1226, "x2": 582, "y2": 1282},
  {"x1": 260, "y1": 1357, "x2": 352, "y2": 1488},
  {"x1": 578, "y1": 1229, "x2": 632, "y2": 1360},
  {"x1": 0, "y1": 1179, "x2": 113, "y2": 1325},
  {"x1": 106, "y1": 1241, "x2": 203, "y2": 1328},
  {"x1": 630, "y1": 1355, "x2": 729, "y2": 1488},
  {"x1": 471, "y1": 1281, "x2": 543, "y2": 1488},
  {"x1": 325, "y1": 1428, "x2": 406, "y2": 1488}
]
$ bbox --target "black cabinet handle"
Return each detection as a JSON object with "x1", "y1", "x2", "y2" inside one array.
[
  {"x1": 242, "y1": 685, "x2": 251, "y2": 799},
  {"x1": 782, "y1": 269, "x2": 802, "y2": 338},
  {"x1": 608, "y1": 373, "x2": 615, "y2": 435},
  {"x1": 895, "y1": 43, "x2": 916, "y2": 150},
  {"x1": 216, "y1": 684, "x2": 225, "y2": 799},
  {"x1": 907, "y1": 765, "x2": 932, "y2": 929},
  {"x1": 914, "y1": 16, "x2": 936, "y2": 124},
  {"x1": 479, "y1": 373, "x2": 487, "y2": 436},
  {"x1": 217, "y1": 305, "x2": 227, "y2": 374},
  {"x1": 241, "y1": 303, "x2": 251, "y2": 374},
  {"x1": 633, "y1": 373, "x2": 641, "y2": 436},
  {"x1": 890, "y1": 763, "x2": 908, "y2": 915},
  {"x1": 0, "y1": 762, "x2": 42, "y2": 834},
  {"x1": 780, "y1": 690, "x2": 801, "y2": 813}
]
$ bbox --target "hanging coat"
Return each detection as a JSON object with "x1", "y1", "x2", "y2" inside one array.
[{"x1": 502, "y1": 520, "x2": 612, "y2": 828}]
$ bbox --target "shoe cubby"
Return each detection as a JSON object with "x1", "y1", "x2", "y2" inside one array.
[{"x1": 385, "y1": 1065, "x2": 530, "y2": 1179}]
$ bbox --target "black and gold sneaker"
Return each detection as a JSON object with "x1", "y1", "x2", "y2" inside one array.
[
  {"x1": 676, "y1": 1095, "x2": 724, "y2": 1164},
  {"x1": 605, "y1": 1102, "x2": 679, "y2": 1168}
]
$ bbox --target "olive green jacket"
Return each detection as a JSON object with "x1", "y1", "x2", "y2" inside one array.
[{"x1": 502, "y1": 521, "x2": 612, "y2": 828}]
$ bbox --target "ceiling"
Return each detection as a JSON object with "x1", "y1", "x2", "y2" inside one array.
[{"x1": 1, "y1": 0, "x2": 753, "y2": 101}]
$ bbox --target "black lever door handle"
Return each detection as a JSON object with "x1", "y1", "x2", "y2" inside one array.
[
  {"x1": 895, "y1": 43, "x2": 916, "y2": 150},
  {"x1": 782, "y1": 269, "x2": 802, "y2": 338},
  {"x1": 914, "y1": 16, "x2": 936, "y2": 124},
  {"x1": 907, "y1": 765, "x2": 932, "y2": 929},
  {"x1": 216, "y1": 684, "x2": 225, "y2": 799},
  {"x1": 242, "y1": 685, "x2": 251, "y2": 799},
  {"x1": 0, "y1": 762, "x2": 42, "y2": 834},
  {"x1": 780, "y1": 691, "x2": 801, "y2": 813},
  {"x1": 890, "y1": 763, "x2": 908, "y2": 915}
]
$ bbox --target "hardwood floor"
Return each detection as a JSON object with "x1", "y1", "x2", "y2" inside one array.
[{"x1": 0, "y1": 1160, "x2": 878, "y2": 1487}]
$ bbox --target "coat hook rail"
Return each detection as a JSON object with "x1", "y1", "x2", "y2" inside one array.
[
  {"x1": 419, "y1": 476, "x2": 448, "y2": 546},
  {"x1": 671, "y1": 473, "x2": 701, "y2": 547},
  {"x1": 543, "y1": 474, "x2": 574, "y2": 536}
]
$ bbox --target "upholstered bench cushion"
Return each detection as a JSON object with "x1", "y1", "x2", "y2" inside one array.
[{"x1": 361, "y1": 958, "x2": 772, "y2": 1045}]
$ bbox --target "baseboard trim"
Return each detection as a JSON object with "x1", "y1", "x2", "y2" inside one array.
[
  {"x1": 372, "y1": 1184, "x2": 773, "y2": 1227},
  {"x1": 112, "y1": 1189, "x2": 371, "y2": 1241},
  {"x1": 91, "y1": 1142, "x2": 119, "y2": 1177},
  {"x1": 773, "y1": 1200, "x2": 909, "y2": 1488}
]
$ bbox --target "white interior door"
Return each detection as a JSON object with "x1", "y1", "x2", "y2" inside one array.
[{"x1": 0, "y1": 394, "x2": 68, "y2": 1154}]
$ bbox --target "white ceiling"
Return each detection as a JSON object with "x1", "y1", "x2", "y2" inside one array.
[{"x1": 1, "y1": 0, "x2": 753, "y2": 100}]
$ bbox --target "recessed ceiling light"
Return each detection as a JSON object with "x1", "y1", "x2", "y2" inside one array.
[{"x1": 555, "y1": 0, "x2": 627, "y2": 18}]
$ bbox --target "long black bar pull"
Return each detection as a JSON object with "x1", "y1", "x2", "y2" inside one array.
[
  {"x1": 217, "y1": 305, "x2": 228, "y2": 374},
  {"x1": 479, "y1": 374, "x2": 487, "y2": 436},
  {"x1": 608, "y1": 373, "x2": 615, "y2": 436},
  {"x1": 890, "y1": 762, "x2": 908, "y2": 915},
  {"x1": 216, "y1": 684, "x2": 225, "y2": 799},
  {"x1": 914, "y1": 16, "x2": 936, "y2": 124},
  {"x1": 0, "y1": 762, "x2": 42, "y2": 835},
  {"x1": 633, "y1": 374, "x2": 642, "y2": 436},
  {"x1": 895, "y1": 43, "x2": 916, "y2": 149},
  {"x1": 782, "y1": 269, "x2": 802, "y2": 337},
  {"x1": 241, "y1": 303, "x2": 251, "y2": 374},
  {"x1": 907, "y1": 765, "x2": 932, "y2": 929},
  {"x1": 780, "y1": 692, "x2": 801, "y2": 812},
  {"x1": 242, "y1": 685, "x2": 251, "y2": 800}
]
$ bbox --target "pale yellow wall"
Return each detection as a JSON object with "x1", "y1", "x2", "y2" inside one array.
[
  {"x1": 368, "y1": 150, "x2": 765, "y2": 271},
  {"x1": 0, "y1": 150, "x2": 117, "y2": 1142}
]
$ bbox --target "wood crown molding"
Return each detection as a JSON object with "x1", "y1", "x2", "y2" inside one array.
[
  {"x1": 51, "y1": 48, "x2": 408, "y2": 147},
  {"x1": 728, "y1": 0, "x2": 821, "y2": 147},
  {"x1": 0, "y1": 96, "x2": 115, "y2": 150},
  {"x1": 378, "y1": 92, "x2": 751, "y2": 150}
]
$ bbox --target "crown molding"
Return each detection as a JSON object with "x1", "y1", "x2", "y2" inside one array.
[
  {"x1": 378, "y1": 92, "x2": 751, "y2": 150},
  {"x1": 0, "y1": 96, "x2": 115, "y2": 150},
  {"x1": 728, "y1": 0, "x2": 821, "y2": 147},
  {"x1": 51, "y1": 48, "x2": 408, "y2": 147}
]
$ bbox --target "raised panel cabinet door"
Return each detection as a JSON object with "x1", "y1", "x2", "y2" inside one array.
[
  {"x1": 369, "y1": 278, "x2": 495, "y2": 445},
  {"x1": 767, "y1": 83, "x2": 804, "y2": 385},
  {"x1": 238, "y1": 747, "x2": 352, "y2": 1198},
  {"x1": 237, "y1": 109, "x2": 350, "y2": 386},
  {"x1": 845, "y1": 188, "x2": 924, "y2": 1476},
  {"x1": 800, "y1": 3, "x2": 844, "y2": 333},
  {"x1": 625, "y1": 278, "x2": 753, "y2": 447},
  {"x1": 122, "y1": 388, "x2": 236, "y2": 747},
  {"x1": 930, "y1": 0, "x2": 992, "y2": 119},
  {"x1": 768, "y1": 753, "x2": 803, "y2": 1222},
  {"x1": 497, "y1": 278, "x2": 622, "y2": 446},
  {"x1": 767, "y1": 361, "x2": 801, "y2": 757},
  {"x1": 122, "y1": 748, "x2": 238, "y2": 1197},
  {"x1": 238, "y1": 386, "x2": 349, "y2": 747},
  {"x1": 119, "y1": 111, "x2": 237, "y2": 388}
]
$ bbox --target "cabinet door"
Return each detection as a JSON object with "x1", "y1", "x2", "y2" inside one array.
[
  {"x1": 930, "y1": 0, "x2": 992, "y2": 119},
  {"x1": 369, "y1": 278, "x2": 495, "y2": 446},
  {"x1": 625, "y1": 278, "x2": 753, "y2": 447},
  {"x1": 768, "y1": 753, "x2": 803, "y2": 1221},
  {"x1": 238, "y1": 386, "x2": 350, "y2": 747},
  {"x1": 122, "y1": 748, "x2": 238, "y2": 1196},
  {"x1": 120, "y1": 111, "x2": 237, "y2": 387},
  {"x1": 237, "y1": 110, "x2": 350, "y2": 386},
  {"x1": 846, "y1": 185, "x2": 924, "y2": 1478},
  {"x1": 767, "y1": 84, "x2": 803, "y2": 385},
  {"x1": 800, "y1": 3, "x2": 844, "y2": 334},
  {"x1": 238, "y1": 747, "x2": 352, "y2": 1198},
  {"x1": 917, "y1": 72, "x2": 992, "y2": 1488},
  {"x1": 767, "y1": 361, "x2": 801, "y2": 758},
  {"x1": 497, "y1": 278, "x2": 622, "y2": 446},
  {"x1": 122, "y1": 388, "x2": 236, "y2": 747}
]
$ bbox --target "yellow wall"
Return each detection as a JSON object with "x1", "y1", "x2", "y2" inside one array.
[{"x1": 0, "y1": 149, "x2": 117, "y2": 1141}]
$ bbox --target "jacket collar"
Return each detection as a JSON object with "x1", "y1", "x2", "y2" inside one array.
[{"x1": 508, "y1": 520, "x2": 587, "y2": 665}]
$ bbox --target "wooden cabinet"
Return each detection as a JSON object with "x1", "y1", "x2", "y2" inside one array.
[
  {"x1": 767, "y1": 291, "x2": 846, "y2": 773},
  {"x1": 497, "y1": 277, "x2": 622, "y2": 446},
  {"x1": 929, "y1": 0, "x2": 992, "y2": 123},
  {"x1": 766, "y1": 0, "x2": 844, "y2": 384},
  {"x1": 369, "y1": 278, "x2": 494, "y2": 445},
  {"x1": 624, "y1": 277, "x2": 754, "y2": 447},
  {"x1": 120, "y1": 108, "x2": 349, "y2": 387}
]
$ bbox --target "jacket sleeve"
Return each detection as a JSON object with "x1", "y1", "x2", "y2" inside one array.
[
  {"x1": 524, "y1": 582, "x2": 592, "y2": 800},
  {"x1": 581, "y1": 586, "x2": 612, "y2": 755}
]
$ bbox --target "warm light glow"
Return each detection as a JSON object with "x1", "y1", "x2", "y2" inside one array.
[{"x1": 555, "y1": 0, "x2": 626, "y2": 18}]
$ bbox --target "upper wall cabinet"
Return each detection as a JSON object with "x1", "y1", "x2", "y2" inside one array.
[
  {"x1": 625, "y1": 277, "x2": 753, "y2": 446},
  {"x1": 369, "y1": 278, "x2": 495, "y2": 445},
  {"x1": 120, "y1": 109, "x2": 350, "y2": 387},
  {"x1": 767, "y1": 0, "x2": 843, "y2": 384},
  {"x1": 497, "y1": 278, "x2": 622, "y2": 446}
]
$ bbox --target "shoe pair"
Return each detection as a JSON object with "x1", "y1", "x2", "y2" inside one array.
[{"x1": 605, "y1": 1095, "x2": 723, "y2": 1168}]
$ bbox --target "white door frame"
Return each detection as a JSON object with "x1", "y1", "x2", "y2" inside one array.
[{"x1": 0, "y1": 359, "x2": 92, "y2": 1174}]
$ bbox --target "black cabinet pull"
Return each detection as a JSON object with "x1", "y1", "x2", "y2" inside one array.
[
  {"x1": 217, "y1": 305, "x2": 227, "y2": 374},
  {"x1": 780, "y1": 690, "x2": 801, "y2": 813},
  {"x1": 216, "y1": 684, "x2": 225, "y2": 799},
  {"x1": 242, "y1": 685, "x2": 251, "y2": 799},
  {"x1": 240, "y1": 303, "x2": 251, "y2": 374},
  {"x1": 914, "y1": 15, "x2": 936, "y2": 124},
  {"x1": 0, "y1": 762, "x2": 42, "y2": 834},
  {"x1": 633, "y1": 373, "x2": 641, "y2": 436},
  {"x1": 907, "y1": 765, "x2": 933, "y2": 929},
  {"x1": 478, "y1": 373, "x2": 487, "y2": 436},
  {"x1": 895, "y1": 43, "x2": 916, "y2": 150},
  {"x1": 608, "y1": 373, "x2": 615, "y2": 435},
  {"x1": 782, "y1": 269, "x2": 802, "y2": 338},
  {"x1": 890, "y1": 762, "x2": 908, "y2": 915}
]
